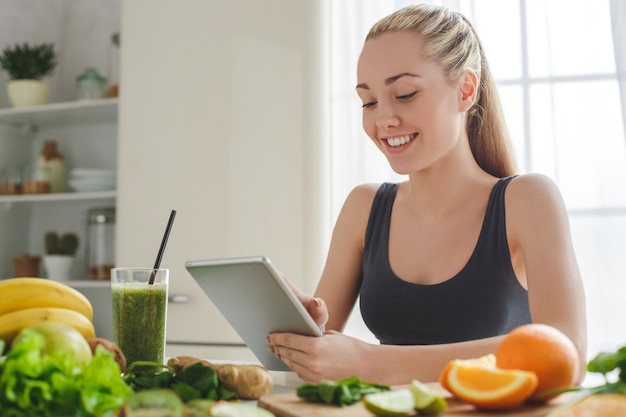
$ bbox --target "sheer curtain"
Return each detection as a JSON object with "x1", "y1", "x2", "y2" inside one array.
[
  {"x1": 330, "y1": 0, "x2": 626, "y2": 358},
  {"x1": 611, "y1": 0, "x2": 626, "y2": 141}
]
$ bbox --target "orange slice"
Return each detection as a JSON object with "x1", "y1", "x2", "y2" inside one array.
[
  {"x1": 439, "y1": 354, "x2": 496, "y2": 392},
  {"x1": 442, "y1": 355, "x2": 538, "y2": 410}
]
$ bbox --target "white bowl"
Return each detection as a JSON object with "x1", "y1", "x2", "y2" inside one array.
[
  {"x1": 70, "y1": 168, "x2": 117, "y2": 179},
  {"x1": 69, "y1": 178, "x2": 116, "y2": 192}
]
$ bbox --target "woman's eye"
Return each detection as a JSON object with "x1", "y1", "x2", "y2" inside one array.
[
  {"x1": 396, "y1": 91, "x2": 417, "y2": 101},
  {"x1": 361, "y1": 101, "x2": 377, "y2": 109}
]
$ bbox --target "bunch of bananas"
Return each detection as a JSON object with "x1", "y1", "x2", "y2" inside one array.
[{"x1": 0, "y1": 277, "x2": 95, "y2": 345}]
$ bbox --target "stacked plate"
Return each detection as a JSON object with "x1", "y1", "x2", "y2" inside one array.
[{"x1": 69, "y1": 168, "x2": 117, "y2": 192}]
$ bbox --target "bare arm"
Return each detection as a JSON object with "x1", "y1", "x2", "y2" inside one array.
[
  {"x1": 270, "y1": 328, "x2": 504, "y2": 384},
  {"x1": 279, "y1": 184, "x2": 377, "y2": 330},
  {"x1": 506, "y1": 174, "x2": 587, "y2": 382},
  {"x1": 313, "y1": 184, "x2": 379, "y2": 330}
]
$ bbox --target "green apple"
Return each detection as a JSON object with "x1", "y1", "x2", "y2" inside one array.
[{"x1": 14, "y1": 321, "x2": 93, "y2": 364}]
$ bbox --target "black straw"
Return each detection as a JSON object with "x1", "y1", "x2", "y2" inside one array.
[{"x1": 149, "y1": 209, "x2": 177, "y2": 284}]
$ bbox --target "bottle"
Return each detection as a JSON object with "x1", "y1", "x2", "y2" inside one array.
[
  {"x1": 36, "y1": 140, "x2": 65, "y2": 193},
  {"x1": 76, "y1": 68, "x2": 107, "y2": 100},
  {"x1": 86, "y1": 207, "x2": 116, "y2": 280}
]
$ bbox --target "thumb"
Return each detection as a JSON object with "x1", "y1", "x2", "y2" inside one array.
[{"x1": 306, "y1": 297, "x2": 329, "y2": 330}]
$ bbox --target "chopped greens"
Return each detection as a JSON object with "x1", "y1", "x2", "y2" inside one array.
[
  {"x1": 296, "y1": 376, "x2": 391, "y2": 406},
  {"x1": 122, "y1": 361, "x2": 237, "y2": 402}
]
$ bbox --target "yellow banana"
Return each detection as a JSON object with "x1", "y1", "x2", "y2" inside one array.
[
  {"x1": 0, "y1": 277, "x2": 93, "y2": 321},
  {"x1": 0, "y1": 307, "x2": 96, "y2": 344}
]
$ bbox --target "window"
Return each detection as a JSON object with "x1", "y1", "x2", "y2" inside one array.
[{"x1": 330, "y1": 0, "x2": 626, "y2": 359}]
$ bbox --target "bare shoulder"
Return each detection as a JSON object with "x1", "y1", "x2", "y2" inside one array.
[
  {"x1": 506, "y1": 173, "x2": 565, "y2": 211},
  {"x1": 335, "y1": 183, "x2": 383, "y2": 232},
  {"x1": 344, "y1": 183, "x2": 381, "y2": 206},
  {"x1": 505, "y1": 173, "x2": 569, "y2": 232}
]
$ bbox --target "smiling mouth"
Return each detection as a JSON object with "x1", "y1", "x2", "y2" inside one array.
[{"x1": 384, "y1": 133, "x2": 417, "y2": 147}]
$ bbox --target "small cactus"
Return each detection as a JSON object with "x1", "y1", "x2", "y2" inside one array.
[
  {"x1": 44, "y1": 231, "x2": 79, "y2": 255},
  {"x1": 44, "y1": 231, "x2": 59, "y2": 254}
]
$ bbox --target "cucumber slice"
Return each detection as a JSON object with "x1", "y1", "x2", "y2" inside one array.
[{"x1": 122, "y1": 389, "x2": 184, "y2": 417}]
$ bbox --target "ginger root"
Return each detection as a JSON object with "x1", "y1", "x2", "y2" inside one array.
[
  {"x1": 87, "y1": 337, "x2": 127, "y2": 372},
  {"x1": 167, "y1": 356, "x2": 273, "y2": 399}
]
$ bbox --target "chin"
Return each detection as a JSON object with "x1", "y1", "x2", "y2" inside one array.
[{"x1": 388, "y1": 165, "x2": 415, "y2": 176}]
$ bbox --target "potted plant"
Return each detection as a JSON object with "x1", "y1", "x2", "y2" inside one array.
[
  {"x1": 0, "y1": 42, "x2": 57, "y2": 107},
  {"x1": 42, "y1": 231, "x2": 79, "y2": 281}
]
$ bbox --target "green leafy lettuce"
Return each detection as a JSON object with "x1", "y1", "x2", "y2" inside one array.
[{"x1": 0, "y1": 329, "x2": 132, "y2": 417}]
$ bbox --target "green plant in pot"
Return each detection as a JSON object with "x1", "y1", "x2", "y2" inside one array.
[
  {"x1": 42, "y1": 231, "x2": 79, "y2": 281},
  {"x1": 0, "y1": 42, "x2": 57, "y2": 107}
]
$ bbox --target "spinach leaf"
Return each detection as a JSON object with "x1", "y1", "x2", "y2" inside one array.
[
  {"x1": 122, "y1": 361, "x2": 237, "y2": 402},
  {"x1": 296, "y1": 376, "x2": 391, "y2": 406}
]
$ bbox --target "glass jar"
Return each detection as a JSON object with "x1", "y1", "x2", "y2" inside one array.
[
  {"x1": 86, "y1": 207, "x2": 116, "y2": 280},
  {"x1": 76, "y1": 68, "x2": 107, "y2": 100},
  {"x1": 22, "y1": 165, "x2": 51, "y2": 194},
  {"x1": 0, "y1": 167, "x2": 23, "y2": 195}
]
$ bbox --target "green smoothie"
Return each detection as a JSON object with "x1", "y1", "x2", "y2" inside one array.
[{"x1": 112, "y1": 282, "x2": 167, "y2": 366}]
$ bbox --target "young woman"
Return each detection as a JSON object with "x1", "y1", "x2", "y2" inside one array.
[{"x1": 268, "y1": 4, "x2": 587, "y2": 384}]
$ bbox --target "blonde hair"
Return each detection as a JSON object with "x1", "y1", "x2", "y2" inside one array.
[{"x1": 366, "y1": 4, "x2": 517, "y2": 177}]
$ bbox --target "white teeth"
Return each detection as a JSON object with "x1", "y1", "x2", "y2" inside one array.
[{"x1": 387, "y1": 134, "x2": 413, "y2": 147}]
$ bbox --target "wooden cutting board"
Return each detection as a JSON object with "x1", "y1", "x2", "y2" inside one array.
[{"x1": 258, "y1": 388, "x2": 566, "y2": 417}]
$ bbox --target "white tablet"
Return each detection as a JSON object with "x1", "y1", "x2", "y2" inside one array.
[{"x1": 184, "y1": 256, "x2": 323, "y2": 371}]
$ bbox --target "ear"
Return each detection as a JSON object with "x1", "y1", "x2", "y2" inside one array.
[{"x1": 458, "y1": 70, "x2": 478, "y2": 112}]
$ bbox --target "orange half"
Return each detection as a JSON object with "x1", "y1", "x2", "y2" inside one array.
[{"x1": 444, "y1": 358, "x2": 538, "y2": 410}]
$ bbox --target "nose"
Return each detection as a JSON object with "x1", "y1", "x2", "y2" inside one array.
[{"x1": 375, "y1": 104, "x2": 400, "y2": 129}]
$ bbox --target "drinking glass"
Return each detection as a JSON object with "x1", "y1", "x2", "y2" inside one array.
[{"x1": 111, "y1": 268, "x2": 168, "y2": 366}]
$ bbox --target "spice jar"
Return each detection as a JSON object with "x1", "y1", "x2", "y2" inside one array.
[
  {"x1": 86, "y1": 207, "x2": 116, "y2": 280},
  {"x1": 0, "y1": 167, "x2": 22, "y2": 195},
  {"x1": 36, "y1": 140, "x2": 65, "y2": 193},
  {"x1": 23, "y1": 164, "x2": 51, "y2": 194}
]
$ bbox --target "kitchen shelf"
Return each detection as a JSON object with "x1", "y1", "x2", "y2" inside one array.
[
  {"x1": 0, "y1": 190, "x2": 116, "y2": 204},
  {"x1": 65, "y1": 280, "x2": 111, "y2": 289},
  {"x1": 0, "y1": 98, "x2": 118, "y2": 133}
]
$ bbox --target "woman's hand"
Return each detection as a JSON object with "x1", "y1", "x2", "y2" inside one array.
[
  {"x1": 267, "y1": 330, "x2": 373, "y2": 383},
  {"x1": 282, "y1": 274, "x2": 329, "y2": 331}
]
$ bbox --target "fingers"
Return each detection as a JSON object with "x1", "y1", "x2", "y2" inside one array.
[
  {"x1": 306, "y1": 297, "x2": 329, "y2": 330},
  {"x1": 268, "y1": 334, "x2": 316, "y2": 379},
  {"x1": 279, "y1": 272, "x2": 329, "y2": 329}
]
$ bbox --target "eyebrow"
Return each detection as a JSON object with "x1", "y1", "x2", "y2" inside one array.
[{"x1": 355, "y1": 72, "x2": 421, "y2": 90}]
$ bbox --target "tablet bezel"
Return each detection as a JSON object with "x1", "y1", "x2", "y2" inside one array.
[{"x1": 184, "y1": 256, "x2": 323, "y2": 371}]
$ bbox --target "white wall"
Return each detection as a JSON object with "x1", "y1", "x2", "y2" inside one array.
[{"x1": 117, "y1": 0, "x2": 331, "y2": 346}]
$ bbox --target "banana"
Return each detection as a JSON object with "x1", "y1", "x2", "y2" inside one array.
[
  {"x1": 0, "y1": 307, "x2": 96, "y2": 344},
  {"x1": 0, "y1": 277, "x2": 93, "y2": 321}
]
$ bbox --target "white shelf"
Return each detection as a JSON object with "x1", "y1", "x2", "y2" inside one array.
[
  {"x1": 64, "y1": 280, "x2": 111, "y2": 289},
  {"x1": 0, "y1": 190, "x2": 116, "y2": 204},
  {"x1": 0, "y1": 98, "x2": 118, "y2": 132}
]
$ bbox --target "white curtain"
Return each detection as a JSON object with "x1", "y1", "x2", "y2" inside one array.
[
  {"x1": 611, "y1": 0, "x2": 626, "y2": 143},
  {"x1": 330, "y1": 1, "x2": 626, "y2": 358}
]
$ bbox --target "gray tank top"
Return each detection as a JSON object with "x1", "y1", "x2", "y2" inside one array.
[{"x1": 360, "y1": 177, "x2": 531, "y2": 345}]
